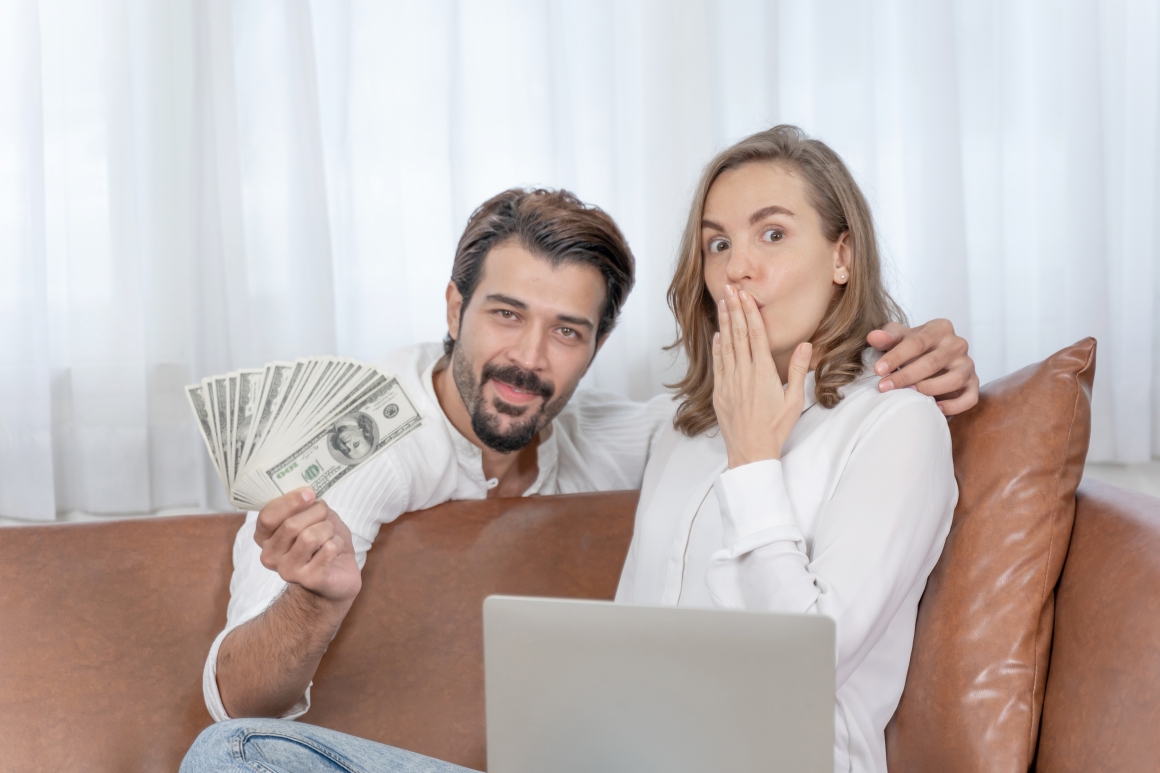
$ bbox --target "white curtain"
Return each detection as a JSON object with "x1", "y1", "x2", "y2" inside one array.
[{"x1": 1, "y1": 0, "x2": 1158, "y2": 521}]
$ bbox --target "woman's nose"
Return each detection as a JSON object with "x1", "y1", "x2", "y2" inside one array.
[{"x1": 725, "y1": 243, "x2": 756, "y2": 283}]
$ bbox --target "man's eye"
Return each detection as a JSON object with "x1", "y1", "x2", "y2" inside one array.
[
  {"x1": 707, "y1": 238, "x2": 729, "y2": 254},
  {"x1": 762, "y1": 228, "x2": 784, "y2": 242},
  {"x1": 497, "y1": 310, "x2": 516, "y2": 319},
  {"x1": 559, "y1": 327, "x2": 576, "y2": 338}
]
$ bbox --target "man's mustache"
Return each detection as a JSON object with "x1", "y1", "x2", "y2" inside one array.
[{"x1": 480, "y1": 363, "x2": 554, "y2": 402}]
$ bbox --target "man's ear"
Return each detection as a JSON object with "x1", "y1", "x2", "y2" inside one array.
[{"x1": 445, "y1": 282, "x2": 464, "y2": 345}]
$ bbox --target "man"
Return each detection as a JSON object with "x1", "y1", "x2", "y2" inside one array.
[{"x1": 183, "y1": 188, "x2": 978, "y2": 770}]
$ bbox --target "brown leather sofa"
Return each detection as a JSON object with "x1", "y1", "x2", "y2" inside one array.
[
  {"x1": 2, "y1": 339, "x2": 1158, "y2": 772},
  {"x1": 1, "y1": 484, "x2": 1158, "y2": 772}
]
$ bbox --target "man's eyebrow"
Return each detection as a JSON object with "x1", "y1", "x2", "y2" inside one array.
[
  {"x1": 485, "y1": 294, "x2": 594, "y2": 331},
  {"x1": 556, "y1": 313, "x2": 594, "y2": 331},
  {"x1": 750, "y1": 205, "x2": 795, "y2": 224},
  {"x1": 484, "y1": 293, "x2": 528, "y2": 310}
]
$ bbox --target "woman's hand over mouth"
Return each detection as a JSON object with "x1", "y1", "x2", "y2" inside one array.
[{"x1": 712, "y1": 285, "x2": 812, "y2": 468}]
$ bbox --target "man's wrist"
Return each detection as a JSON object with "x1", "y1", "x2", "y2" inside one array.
[{"x1": 283, "y1": 581, "x2": 357, "y2": 622}]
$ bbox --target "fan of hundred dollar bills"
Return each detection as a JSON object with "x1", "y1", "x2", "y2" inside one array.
[{"x1": 185, "y1": 357, "x2": 423, "y2": 510}]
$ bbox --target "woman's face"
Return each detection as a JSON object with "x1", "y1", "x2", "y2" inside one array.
[{"x1": 701, "y1": 161, "x2": 849, "y2": 371}]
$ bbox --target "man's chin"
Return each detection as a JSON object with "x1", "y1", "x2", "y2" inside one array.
[{"x1": 471, "y1": 410, "x2": 541, "y2": 454}]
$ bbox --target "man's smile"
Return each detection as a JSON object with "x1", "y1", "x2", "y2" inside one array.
[{"x1": 491, "y1": 378, "x2": 543, "y2": 405}]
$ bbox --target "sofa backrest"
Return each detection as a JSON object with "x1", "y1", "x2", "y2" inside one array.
[
  {"x1": 1037, "y1": 479, "x2": 1160, "y2": 773},
  {"x1": 307, "y1": 490, "x2": 638, "y2": 770},
  {"x1": 0, "y1": 513, "x2": 241, "y2": 773},
  {"x1": 0, "y1": 491, "x2": 637, "y2": 773}
]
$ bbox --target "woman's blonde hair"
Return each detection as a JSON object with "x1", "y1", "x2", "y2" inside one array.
[{"x1": 668, "y1": 124, "x2": 905, "y2": 436}]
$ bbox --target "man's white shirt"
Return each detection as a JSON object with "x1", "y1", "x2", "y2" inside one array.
[{"x1": 203, "y1": 342, "x2": 676, "y2": 721}]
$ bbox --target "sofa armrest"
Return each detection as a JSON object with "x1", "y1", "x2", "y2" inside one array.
[{"x1": 1037, "y1": 478, "x2": 1160, "y2": 773}]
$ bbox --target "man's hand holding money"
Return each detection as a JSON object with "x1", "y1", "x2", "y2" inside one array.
[
  {"x1": 217, "y1": 487, "x2": 362, "y2": 719},
  {"x1": 256, "y1": 487, "x2": 361, "y2": 604},
  {"x1": 191, "y1": 356, "x2": 426, "y2": 718}
]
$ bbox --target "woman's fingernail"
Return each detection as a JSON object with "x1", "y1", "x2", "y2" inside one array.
[
  {"x1": 726, "y1": 284, "x2": 736, "y2": 298},
  {"x1": 879, "y1": 379, "x2": 895, "y2": 392},
  {"x1": 719, "y1": 299, "x2": 726, "y2": 311},
  {"x1": 875, "y1": 361, "x2": 889, "y2": 375}
]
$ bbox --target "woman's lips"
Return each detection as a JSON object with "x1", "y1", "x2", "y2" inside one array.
[{"x1": 491, "y1": 379, "x2": 542, "y2": 405}]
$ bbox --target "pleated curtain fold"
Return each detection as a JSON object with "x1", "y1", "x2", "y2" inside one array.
[{"x1": 0, "y1": 0, "x2": 1157, "y2": 521}]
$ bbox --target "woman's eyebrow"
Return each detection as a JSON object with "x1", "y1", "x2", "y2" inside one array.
[
  {"x1": 749, "y1": 205, "x2": 795, "y2": 224},
  {"x1": 701, "y1": 218, "x2": 725, "y2": 232}
]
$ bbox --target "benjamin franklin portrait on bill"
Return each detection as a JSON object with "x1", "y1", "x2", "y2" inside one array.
[{"x1": 327, "y1": 411, "x2": 378, "y2": 466}]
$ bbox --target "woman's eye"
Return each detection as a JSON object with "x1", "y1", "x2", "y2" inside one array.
[
  {"x1": 708, "y1": 238, "x2": 729, "y2": 254},
  {"x1": 761, "y1": 228, "x2": 785, "y2": 243}
]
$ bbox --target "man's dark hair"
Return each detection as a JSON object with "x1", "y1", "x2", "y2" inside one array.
[{"x1": 443, "y1": 188, "x2": 636, "y2": 355}]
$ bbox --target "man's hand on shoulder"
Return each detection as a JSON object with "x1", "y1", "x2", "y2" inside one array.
[
  {"x1": 866, "y1": 319, "x2": 980, "y2": 417},
  {"x1": 255, "y1": 488, "x2": 362, "y2": 605}
]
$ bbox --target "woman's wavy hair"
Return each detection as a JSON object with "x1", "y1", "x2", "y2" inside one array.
[{"x1": 668, "y1": 125, "x2": 906, "y2": 436}]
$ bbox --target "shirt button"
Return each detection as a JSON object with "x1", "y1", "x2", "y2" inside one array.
[{"x1": 486, "y1": 478, "x2": 499, "y2": 490}]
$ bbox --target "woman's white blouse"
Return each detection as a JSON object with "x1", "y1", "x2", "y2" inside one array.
[{"x1": 615, "y1": 358, "x2": 957, "y2": 773}]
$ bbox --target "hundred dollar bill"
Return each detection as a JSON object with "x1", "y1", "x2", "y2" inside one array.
[
  {"x1": 185, "y1": 383, "x2": 225, "y2": 487},
  {"x1": 263, "y1": 376, "x2": 422, "y2": 499},
  {"x1": 233, "y1": 369, "x2": 264, "y2": 478}
]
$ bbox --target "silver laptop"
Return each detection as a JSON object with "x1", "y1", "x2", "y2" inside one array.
[{"x1": 483, "y1": 596, "x2": 835, "y2": 773}]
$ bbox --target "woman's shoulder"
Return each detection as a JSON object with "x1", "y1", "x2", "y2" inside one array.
[{"x1": 830, "y1": 350, "x2": 950, "y2": 441}]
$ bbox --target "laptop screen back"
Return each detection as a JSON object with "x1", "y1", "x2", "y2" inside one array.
[{"x1": 484, "y1": 596, "x2": 835, "y2": 773}]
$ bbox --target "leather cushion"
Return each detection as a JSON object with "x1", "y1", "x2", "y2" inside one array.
[
  {"x1": 886, "y1": 338, "x2": 1096, "y2": 772},
  {"x1": 1037, "y1": 479, "x2": 1160, "y2": 773}
]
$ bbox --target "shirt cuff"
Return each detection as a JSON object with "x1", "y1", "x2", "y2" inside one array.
[
  {"x1": 202, "y1": 612, "x2": 312, "y2": 723},
  {"x1": 713, "y1": 459, "x2": 797, "y2": 546}
]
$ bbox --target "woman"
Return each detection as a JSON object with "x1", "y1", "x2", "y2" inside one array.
[{"x1": 615, "y1": 125, "x2": 957, "y2": 773}]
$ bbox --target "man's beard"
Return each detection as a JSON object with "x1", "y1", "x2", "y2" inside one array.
[{"x1": 451, "y1": 348, "x2": 574, "y2": 454}]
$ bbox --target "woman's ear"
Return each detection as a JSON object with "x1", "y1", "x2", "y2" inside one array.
[
  {"x1": 832, "y1": 232, "x2": 851, "y2": 285},
  {"x1": 445, "y1": 282, "x2": 464, "y2": 344}
]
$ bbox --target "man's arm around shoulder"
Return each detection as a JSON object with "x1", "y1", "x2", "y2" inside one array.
[{"x1": 216, "y1": 488, "x2": 362, "y2": 719}]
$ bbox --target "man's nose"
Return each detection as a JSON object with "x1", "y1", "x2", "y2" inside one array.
[{"x1": 509, "y1": 325, "x2": 549, "y2": 372}]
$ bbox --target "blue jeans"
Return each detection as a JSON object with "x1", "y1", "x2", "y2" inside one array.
[{"x1": 181, "y1": 719, "x2": 477, "y2": 773}]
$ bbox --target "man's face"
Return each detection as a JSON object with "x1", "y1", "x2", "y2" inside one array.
[{"x1": 446, "y1": 242, "x2": 607, "y2": 453}]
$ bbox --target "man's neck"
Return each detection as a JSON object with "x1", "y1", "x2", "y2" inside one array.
[{"x1": 432, "y1": 358, "x2": 541, "y2": 498}]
